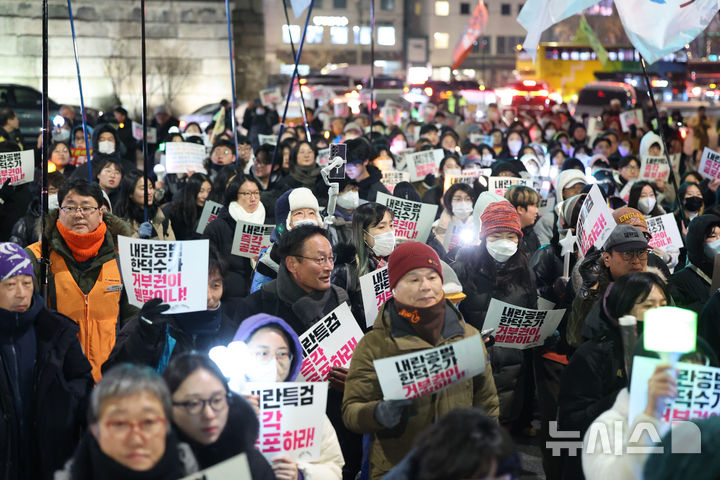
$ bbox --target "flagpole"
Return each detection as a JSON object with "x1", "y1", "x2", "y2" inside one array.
[
  {"x1": 224, "y1": 0, "x2": 240, "y2": 164},
  {"x1": 67, "y1": 0, "x2": 92, "y2": 180},
  {"x1": 141, "y1": 0, "x2": 149, "y2": 222},
  {"x1": 40, "y1": 0, "x2": 50, "y2": 301},
  {"x1": 369, "y1": 0, "x2": 376, "y2": 130},
  {"x1": 281, "y1": 0, "x2": 311, "y2": 141},
  {"x1": 639, "y1": 55, "x2": 684, "y2": 220}
]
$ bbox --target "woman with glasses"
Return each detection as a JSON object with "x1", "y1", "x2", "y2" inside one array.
[
  {"x1": 56, "y1": 364, "x2": 199, "y2": 479},
  {"x1": 162, "y1": 352, "x2": 275, "y2": 479},
  {"x1": 233, "y1": 313, "x2": 345, "y2": 480},
  {"x1": 94, "y1": 156, "x2": 125, "y2": 209},
  {"x1": 432, "y1": 183, "x2": 477, "y2": 253},
  {"x1": 204, "y1": 173, "x2": 265, "y2": 300}
]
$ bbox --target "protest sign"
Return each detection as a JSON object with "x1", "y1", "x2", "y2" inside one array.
[
  {"x1": 117, "y1": 237, "x2": 208, "y2": 313},
  {"x1": 619, "y1": 109, "x2": 643, "y2": 132},
  {"x1": 487, "y1": 176, "x2": 533, "y2": 196},
  {"x1": 483, "y1": 299, "x2": 565, "y2": 349},
  {"x1": 359, "y1": 266, "x2": 393, "y2": 328},
  {"x1": 260, "y1": 87, "x2": 283, "y2": 106},
  {"x1": 165, "y1": 142, "x2": 207, "y2": 174},
  {"x1": 132, "y1": 121, "x2": 157, "y2": 143},
  {"x1": 404, "y1": 149, "x2": 444, "y2": 182},
  {"x1": 461, "y1": 167, "x2": 491, "y2": 178},
  {"x1": 443, "y1": 173, "x2": 476, "y2": 192},
  {"x1": 248, "y1": 382, "x2": 328, "y2": 461},
  {"x1": 646, "y1": 213, "x2": 683, "y2": 250},
  {"x1": 699, "y1": 147, "x2": 720, "y2": 180},
  {"x1": 0, "y1": 150, "x2": 33, "y2": 186},
  {"x1": 629, "y1": 356, "x2": 720, "y2": 425},
  {"x1": 179, "y1": 454, "x2": 251, "y2": 480},
  {"x1": 316, "y1": 147, "x2": 330, "y2": 166},
  {"x1": 442, "y1": 221, "x2": 477, "y2": 252},
  {"x1": 195, "y1": 200, "x2": 223, "y2": 235},
  {"x1": 258, "y1": 134, "x2": 278, "y2": 146},
  {"x1": 374, "y1": 334, "x2": 486, "y2": 400},
  {"x1": 575, "y1": 183, "x2": 616, "y2": 256},
  {"x1": 381, "y1": 170, "x2": 411, "y2": 193},
  {"x1": 538, "y1": 196, "x2": 557, "y2": 217},
  {"x1": 376, "y1": 192, "x2": 438, "y2": 243},
  {"x1": 231, "y1": 221, "x2": 274, "y2": 258},
  {"x1": 639, "y1": 155, "x2": 670, "y2": 181},
  {"x1": 298, "y1": 303, "x2": 364, "y2": 381},
  {"x1": 418, "y1": 103, "x2": 437, "y2": 122},
  {"x1": 669, "y1": 152, "x2": 681, "y2": 177},
  {"x1": 69, "y1": 147, "x2": 91, "y2": 166}
]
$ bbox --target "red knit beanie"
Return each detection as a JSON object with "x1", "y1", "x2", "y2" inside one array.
[
  {"x1": 480, "y1": 201, "x2": 523, "y2": 238},
  {"x1": 388, "y1": 241, "x2": 443, "y2": 289}
]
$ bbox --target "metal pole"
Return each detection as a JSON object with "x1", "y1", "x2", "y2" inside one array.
[
  {"x1": 281, "y1": 0, "x2": 311, "y2": 141},
  {"x1": 40, "y1": 0, "x2": 50, "y2": 301},
  {"x1": 224, "y1": 0, "x2": 240, "y2": 164},
  {"x1": 141, "y1": 0, "x2": 149, "y2": 222},
  {"x1": 369, "y1": 0, "x2": 375, "y2": 130},
  {"x1": 67, "y1": 0, "x2": 92, "y2": 180}
]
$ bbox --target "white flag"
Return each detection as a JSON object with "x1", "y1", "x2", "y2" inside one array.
[{"x1": 290, "y1": 0, "x2": 311, "y2": 18}]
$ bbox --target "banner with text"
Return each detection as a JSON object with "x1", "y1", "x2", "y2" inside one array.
[
  {"x1": 0, "y1": 150, "x2": 33, "y2": 186},
  {"x1": 647, "y1": 213, "x2": 684, "y2": 250},
  {"x1": 260, "y1": 87, "x2": 283, "y2": 106},
  {"x1": 70, "y1": 147, "x2": 92, "y2": 166},
  {"x1": 132, "y1": 121, "x2": 158, "y2": 143},
  {"x1": 381, "y1": 170, "x2": 411, "y2": 194},
  {"x1": 620, "y1": 109, "x2": 643, "y2": 133},
  {"x1": 699, "y1": 147, "x2": 720, "y2": 180},
  {"x1": 359, "y1": 266, "x2": 393, "y2": 328},
  {"x1": 165, "y1": 142, "x2": 207, "y2": 174},
  {"x1": 487, "y1": 176, "x2": 533, "y2": 196},
  {"x1": 231, "y1": 222, "x2": 274, "y2": 258},
  {"x1": 575, "y1": 183, "x2": 616, "y2": 256},
  {"x1": 483, "y1": 299, "x2": 565, "y2": 349},
  {"x1": 118, "y1": 237, "x2": 209, "y2": 313},
  {"x1": 404, "y1": 149, "x2": 444, "y2": 182},
  {"x1": 258, "y1": 134, "x2": 278, "y2": 146},
  {"x1": 195, "y1": 200, "x2": 224, "y2": 235},
  {"x1": 376, "y1": 192, "x2": 438, "y2": 243},
  {"x1": 639, "y1": 155, "x2": 670, "y2": 181}
]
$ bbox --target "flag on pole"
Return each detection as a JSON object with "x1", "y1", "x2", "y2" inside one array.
[
  {"x1": 290, "y1": 0, "x2": 311, "y2": 19},
  {"x1": 210, "y1": 106, "x2": 226, "y2": 145},
  {"x1": 573, "y1": 14, "x2": 610, "y2": 68},
  {"x1": 614, "y1": 0, "x2": 718, "y2": 65},
  {"x1": 451, "y1": 1, "x2": 489, "y2": 70}
]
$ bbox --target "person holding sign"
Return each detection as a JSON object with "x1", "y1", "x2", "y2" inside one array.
[
  {"x1": 162, "y1": 352, "x2": 275, "y2": 479},
  {"x1": 25, "y1": 179, "x2": 138, "y2": 381},
  {"x1": 162, "y1": 173, "x2": 212, "y2": 241},
  {"x1": 342, "y1": 241, "x2": 498, "y2": 480},
  {"x1": 115, "y1": 170, "x2": 176, "y2": 241},
  {"x1": 345, "y1": 138, "x2": 391, "y2": 202},
  {"x1": 431, "y1": 183, "x2": 477, "y2": 252},
  {"x1": 628, "y1": 181, "x2": 665, "y2": 218}
]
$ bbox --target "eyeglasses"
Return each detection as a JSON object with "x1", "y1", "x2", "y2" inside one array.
[
  {"x1": 60, "y1": 206, "x2": 99, "y2": 215},
  {"x1": 623, "y1": 165, "x2": 639, "y2": 171},
  {"x1": 104, "y1": 417, "x2": 166, "y2": 437},
  {"x1": 172, "y1": 394, "x2": 229, "y2": 415},
  {"x1": 617, "y1": 249, "x2": 649, "y2": 261},
  {"x1": 250, "y1": 346, "x2": 293, "y2": 364},
  {"x1": 238, "y1": 191, "x2": 260, "y2": 198},
  {"x1": 295, "y1": 255, "x2": 335, "y2": 266}
]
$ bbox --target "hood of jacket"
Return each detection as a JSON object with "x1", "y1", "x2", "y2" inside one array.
[
  {"x1": 90, "y1": 122, "x2": 120, "y2": 153},
  {"x1": 71, "y1": 124, "x2": 94, "y2": 149},
  {"x1": 686, "y1": 214, "x2": 720, "y2": 275},
  {"x1": 358, "y1": 164, "x2": 384, "y2": 189},
  {"x1": 638, "y1": 131, "x2": 663, "y2": 159},
  {"x1": 232, "y1": 313, "x2": 303, "y2": 381}
]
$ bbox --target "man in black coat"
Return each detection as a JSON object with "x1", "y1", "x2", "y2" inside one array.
[{"x1": 0, "y1": 242, "x2": 93, "y2": 480}]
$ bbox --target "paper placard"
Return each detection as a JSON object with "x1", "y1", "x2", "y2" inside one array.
[
  {"x1": 487, "y1": 176, "x2": 533, "y2": 196},
  {"x1": 404, "y1": 149, "x2": 444, "y2": 182},
  {"x1": 646, "y1": 213, "x2": 683, "y2": 250},
  {"x1": 442, "y1": 220, "x2": 477, "y2": 251},
  {"x1": 374, "y1": 334, "x2": 486, "y2": 400},
  {"x1": 231, "y1": 222, "x2": 274, "y2": 258},
  {"x1": 195, "y1": 200, "x2": 223, "y2": 235},
  {"x1": 418, "y1": 103, "x2": 438, "y2": 122},
  {"x1": 443, "y1": 174, "x2": 476, "y2": 192},
  {"x1": 538, "y1": 196, "x2": 557, "y2": 217},
  {"x1": 316, "y1": 147, "x2": 330, "y2": 166},
  {"x1": 70, "y1": 147, "x2": 91, "y2": 166},
  {"x1": 0, "y1": 150, "x2": 34, "y2": 186},
  {"x1": 359, "y1": 266, "x2": 393, "y2": 328},
  {"x1": 381, "y1": 170, "x2": 411, "y2": 194},
  {"x1": 179, "y1": 453, "x2": 251, "y2": 480},
  {"x1": 248, "y1": 382, "x2": 328, "y2": 461},
  {"x1": 639, "y1": 155, "x2": 670, "y2": 181},
  {"x1": 628, "y1": 356, "x2": 720, "y2": 426},
  {"x1": 260, "y1": 87, "x2": 283, "y2": 106},
  {"x1": 298, "y1": 303, "x2": 364, "y2": 381},
  {"x1": 483, "y1": 299, "x2": 565, "y2": 349},
  {"x1": 258, "y1": 134, "x2": 278, "y2": 146},
  {"x1": 619, "y1": 109, "x2": 644, "y2": 132},
  {"x1": 132, "y1": 121, "x2": 158, "y2": 143},
  {"x1": 575, "y1": 183, "x2": 617, "y2": 256},
  {"x1": 376, "y1": 192, "x2": 438, "y2": 243},
  {"x1": 699, "y1": 147, "x2": 720, "y2": 180},
  {"x1": 165, "y1": 142, "x2": 207, "y2": 174},
  {"x1": 117, "y1": 237, "x2": 209, "y2": 313}
]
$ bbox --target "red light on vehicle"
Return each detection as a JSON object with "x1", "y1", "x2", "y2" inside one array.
[
  {"x1": 597, "y1": 91, "x2": 606, "y2": 98},
  {"x1": 679, "y1": 126, "x2": 687, "y2": 139},
  {"x1": 522, "y1": 80, "x2": 536, "y2": 87}
]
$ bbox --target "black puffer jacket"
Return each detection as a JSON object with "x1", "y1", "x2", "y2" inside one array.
[
  {"x1": 356, "y1": 164, "x2": 390, "y2": 202},
  {"x1": 669, "y1": 214, "x2": 720, "y2": 314},
  {"x1": 204, "y1": 207, "x2": 254, "y2": 300},
  {"x1": 452, "y1": 246, "x2": 537, "y2": 424}
]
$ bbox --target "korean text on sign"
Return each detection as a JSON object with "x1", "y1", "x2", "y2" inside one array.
[
  {"x1": 639, "y1": 156, "x2": 670, "y2": 181},
  {"x1": 575, "y1": 183, "x2": 617, "y2": 256},
  {"x1": 482, "y1": 299, "x2": 565, "y2": 349},
  {"x1": 487, "y1": 177, "x2": 532, "y2": 196},
  {"x1": 195, "y1": 200, "x2": 223, "y2": 235},
  {"x1": 376, "y1": 192, "x2": 438, "y2": 244},
  {"x1": 70, "y1": 148, "x2": 92, "y2": 166},
  {"x1": 373, "y1": 334, "x2": 486, "y2": 400},
  {"x1": 629, "y1": 356, "x2": 720, "y2": 425},
  {"x1": 248, "y1": 382, "x2": 328, "y2": 461},
  {"x1": 298, "y1": 303, "x2": 364, "y2": 382},
  {"x1": 359, "y1": 266, "x2": 393, "y2": 328},
  {"x1": 404, "y1": 149, "x2": 444, "y2": 182},
  {"x1": 699, "y1": 147, "x2": 720, "y2": 181},
  {"x1": 164, "y1": 142, "x2": 206, "y2": 174},
  {"x1": 646, "y1": 213, "x2": 684, "y2": 250},
  {"x1": 231, "y1": 221, "x2": 274, "y2": 258},
  {"x1": 118, "y1": 236, "x2": 209, "y2": 313},
  {"x1": 0, "y1": 150, "x2": 34, "y2": 186}
]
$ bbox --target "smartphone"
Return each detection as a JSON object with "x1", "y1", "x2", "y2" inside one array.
[
  {"x1": 481, "y1": 328, "x2": 495, "y2": 337},
  {"x1": 328, "y1": 143, "x2": 347, "y2": 180}
]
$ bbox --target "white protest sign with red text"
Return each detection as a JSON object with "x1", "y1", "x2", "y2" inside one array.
[
  {"x1": 639, "y1": 155, "x2": 670, "y2": 181},
  {"x1": 483, "y1": 299, "x2": 565, "y2": 349},
  {"x1": 575, "y1": 183, "x2": 617, "y2": 256},
  {"x1": 487, "y1": 177, "x2": 533, "y2": 196},
  {"x1": 70, "y1": 147, "x2": 91, "y2": 166},
  {"x1": 132, "y1": 121, "x2": 157, "y2": 143},
  {"x1": 247, "y1": 382, "x2": 328, "y2": 462},
  {"x1": 195, "y1": 200, "x2": 223, "y2": 235},
  {"x1": 699, "y1": 147, "x2": 720, "y2": 180},
  {"x1": 359, "y1": 266, "x2": 393, "y2": 328},
  {"x1": 403, "y1": 149, "x2": 444, "y2": 182},
  {"x1": 381, "y1": 170, "x2": 410, "y2": 194},
  {"x1": 376, "y1": 192, "x2": 438, "y2": 243},
  {"x1": 0, "y1": 150, "x2": 33, "y2": 186},
  {"x1": 179, "y1": 453, "x2": 251, "y2": 480},
  {"x1": 231, "y1": 222, "x2": 274, "y2": 258},
  {"x1": 646, "y1": 213, "x2": 683, "y2": 250},
  {"x1": 117, "y1": 237, "x2": 209, "y2": 313},
  {"x1": 165, "y1": 142, "x2": 207, "y2": 174},
  {"x1": 260, "y1": 87, "x2": 283, "y2": 106},
  {"x1": 373, "y1": 334, "x2": 486, "y2": 400},
  {"x1": 298, "y1": 303, "x2": 363, "y2": 382},
  {"x1": 620, "y1": 109, "x2": 643, "y2": 133}
]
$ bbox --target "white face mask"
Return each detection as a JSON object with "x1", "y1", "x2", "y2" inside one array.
[
  {"x1": 245, "y1": 357, "x2": 278, "y2": 383},
  {"x1": 705, "y1": 238, "x2": 720, "y2": 259},
  {"x1": 48, "y1": 193, "x2": 59, "y2": 211},
  {"x1": 336, "y1": 190, "x2": 359, "y2": 210},
  {"x1": 544, "y1": 130, "x2": 556, "y2": 141},
  {"x1": 98, "y1": 140, "x2": 115, "y2": 154},
  {"x1": 444, "y1": 168, "x2": 462, "y2": 177},
  {"x1": 481, "y1": 153, "x2": 494, "y2": 166},
  {"x1": 374, "y1": 158, "x2": 394, "y2": 172},
  {"x1": 618, "y1": 145, "x2": 630, "y2": 157},
  {"x1": 508, "y1": 139, "x2": 522, "y2": 155},
  {"x1": 637, "y1": 197, "x2": 656, "y2": 214},
  {"x1": 486, "y1": 238, "x2": 518, "y2": 263},
  {"x1": 367, "y1": 230, "x2": 395, "y2": 257},
  {"x1": 453, "y1": 201, "x2": 473, "y2": 220}
]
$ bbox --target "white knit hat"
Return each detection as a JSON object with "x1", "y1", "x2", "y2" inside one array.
[{"x1": 286, "y1": 187, "x2": 321, "y2": 230}]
